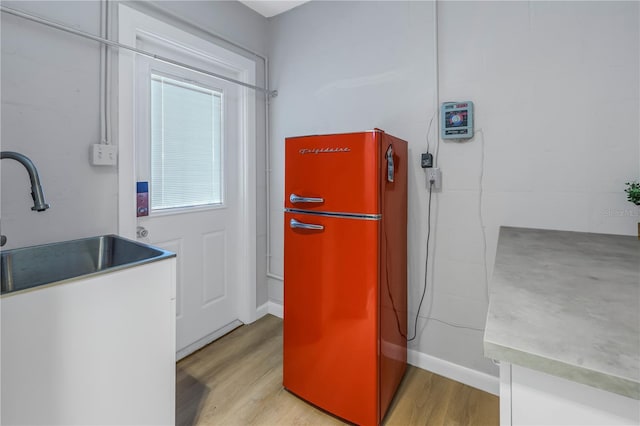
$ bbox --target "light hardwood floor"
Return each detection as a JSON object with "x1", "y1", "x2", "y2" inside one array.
[{"x1": 177, "y1": 315, "x2": 499, "y2": 426}]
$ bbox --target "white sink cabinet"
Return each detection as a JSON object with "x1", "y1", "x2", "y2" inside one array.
[{"x1": 1, "y1": 257, "x2": 176, "y2": 425}]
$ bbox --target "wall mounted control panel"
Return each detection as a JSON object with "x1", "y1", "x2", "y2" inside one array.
[{"x1": 441, "y1": 101, "x2": 474, "y2": 140}]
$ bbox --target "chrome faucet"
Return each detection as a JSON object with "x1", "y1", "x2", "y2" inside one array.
[{"x1": 1, "y1": 151, "x2": 50, "y2": 247}]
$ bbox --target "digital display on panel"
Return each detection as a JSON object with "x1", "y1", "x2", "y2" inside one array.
[
  {"x1": 441, "y1": 101, "x2": 474, "y2": 139},
  {"x1": 445, "y1": 110, "x2": 468, "y2": 128}
]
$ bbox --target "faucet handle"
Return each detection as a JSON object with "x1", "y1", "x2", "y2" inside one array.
[{"x1": 1, "y1": 235, "x2": 7, "y2": 247}]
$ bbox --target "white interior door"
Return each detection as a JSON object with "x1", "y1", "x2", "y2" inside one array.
[{"x1": 135, "y1": 37, "x2": 243, "y2": 358}]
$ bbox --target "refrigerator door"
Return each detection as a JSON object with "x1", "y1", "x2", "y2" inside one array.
[
  {"x1": 283, "y1": 211, "x2": 380, "y2": 426},
  {"x1": 285, "y1": 132, "x2": 381, "y2": 215}
]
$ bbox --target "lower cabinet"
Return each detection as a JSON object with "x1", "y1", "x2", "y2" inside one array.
[
  {"x1": 499, "y1": 362, "x2": 639, "y2": 426},
  {"x1": 1, "y1": 259, "x2": 176, "y2": 425}
]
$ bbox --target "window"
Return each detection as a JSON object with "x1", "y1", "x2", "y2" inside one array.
[{"x1": 150, "y1": 74, "x2": 223, "y2": 211}]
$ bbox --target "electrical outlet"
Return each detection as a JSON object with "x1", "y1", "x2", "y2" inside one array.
[
  {"x1": 421, "y1": 152, "x2": 433, "y2": 168},
  {"x1": 91, "y1": 144, "x2": 117, "y2": 166},
  {"x1": 427, "y1": 167, "x2": 442, "y2": 190}
]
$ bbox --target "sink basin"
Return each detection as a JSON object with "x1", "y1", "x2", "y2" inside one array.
[{"x1": 1, "y1": 235, "x2": 175, "y2": 295}]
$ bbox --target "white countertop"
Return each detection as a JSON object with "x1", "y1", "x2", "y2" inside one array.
[{"x1": 484, "y1": 227, "x2": 640, "y2": 399}]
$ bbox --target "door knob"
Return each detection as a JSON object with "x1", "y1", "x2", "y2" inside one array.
[{"x1": 136, "y1": 226, "x2": 149, "y2": 238}]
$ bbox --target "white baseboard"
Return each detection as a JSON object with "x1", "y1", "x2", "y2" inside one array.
[
  {"x1": 268, "y1": 301, "x2": 283, "y2": 318},
  {"x1": 256, "y1": 301, "x2": 269, "y2": 318},
  {"x1": 408, "y1": 349, "x2": 499, "y2": 396},
  {"x1": 257, "y1": 300, "x2": 283, "y2": 319}
]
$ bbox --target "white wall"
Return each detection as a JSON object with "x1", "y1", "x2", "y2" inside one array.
[
  {"x1": 1, "y1": 1, "x2": 113, "y2": 249},
  {"x1": 267, "y1": 0, "x2": 639, "y2": 378},
  {"x1": 0, "y1": 0, "x2": 271, "y2": 306}
]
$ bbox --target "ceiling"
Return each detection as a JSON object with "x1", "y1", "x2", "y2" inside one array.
[{"x1": 239, "y1": 0, "x2": 310, "y2": 18}]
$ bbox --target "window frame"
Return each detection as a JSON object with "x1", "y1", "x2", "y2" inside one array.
[{"x1": 147, "y1": 71, "x2": 226, "y2": 213}]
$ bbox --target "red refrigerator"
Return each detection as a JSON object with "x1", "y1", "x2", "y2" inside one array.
[{"x1": 283, "y1": 129, "x2": 407, "y2": 426}]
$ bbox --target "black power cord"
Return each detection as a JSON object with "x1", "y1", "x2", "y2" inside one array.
[
  {"x1": 384, "y1": 180, "x2": 433, "y2": 342},
  {"x1": 409, "y1": 180, "x2": 433, "y2": 341}
]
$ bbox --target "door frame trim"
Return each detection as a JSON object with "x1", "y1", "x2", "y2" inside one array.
[
  {"x1": 176, "y1": 320, "x2": 243, "y2": 361},
  {"x1": 117, "y1": 4, "x2": 257, "y2": 324}
]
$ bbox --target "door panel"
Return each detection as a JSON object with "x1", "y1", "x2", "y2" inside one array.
[
  {"x1": 152, "y1": 238, "x2": 184, "y2": 318},
  {"x1": 202, "y1": 230, "x2": 227, "y2": 305},
  {"x1": 137, "y1": 208, "x2": 238, "y2": 352},
  {"x1": 284, "y1": 132, "x2": 381, "y2": 215},
  {"x1": 283, "y1": 212, "x2": 380, "y2": 426}
]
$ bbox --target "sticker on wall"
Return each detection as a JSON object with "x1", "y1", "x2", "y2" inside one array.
[{"x1": 137, "y1": 182, "x2": 149, "y2": 217}]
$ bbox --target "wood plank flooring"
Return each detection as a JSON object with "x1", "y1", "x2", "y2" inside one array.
[{"x1": 177, "y1": 315, "x2": 499, "y2": 426}]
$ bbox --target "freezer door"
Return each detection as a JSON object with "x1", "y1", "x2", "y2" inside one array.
[
  {"x1": 285, "y1": 132, "x2": 380, "y2": 215},
  {"x1": 283, "y1": 212, "x2": 380, "y2": 426}
]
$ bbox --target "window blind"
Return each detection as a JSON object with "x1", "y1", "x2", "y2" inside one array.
[{"x1": 150, "y1": 74, "x2": 223, "y2": 211}]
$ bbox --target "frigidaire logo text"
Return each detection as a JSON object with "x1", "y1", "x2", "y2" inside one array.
[{"x1": 299, "y1": 147, "x2": 351, "y2": 155}]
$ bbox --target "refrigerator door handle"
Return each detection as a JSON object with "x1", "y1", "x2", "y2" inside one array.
[
  {"x1": 290, "y1": 218, "x2": 324, "y2": 231},
  {"x1": 290, "y1": 194, "x2": 324, "y2": 204}
]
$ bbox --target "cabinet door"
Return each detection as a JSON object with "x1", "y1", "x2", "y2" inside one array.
[
  {"x1": 508, "y1": 364, "x2": 640, "y2": 426},
  {"x1": 0, "y1": 260, "x2": 176, "y2": 425},
  {"x1": 283, "y1": 212, "x2": 380, "y2": 426}
]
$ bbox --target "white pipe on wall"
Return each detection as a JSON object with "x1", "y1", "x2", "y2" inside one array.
[
  {"x1": 0, "y1": 6, "x2": 277, "y2": 97},
  {"x1": 99, "y1": 0, "x2": 107, "y2": 145},
  {"x1": 98, "y1": 0, "x2": 113, "y2": 146},
  {"x1": 265, "y1": 55, "x2": 284, "y2": 282}
]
